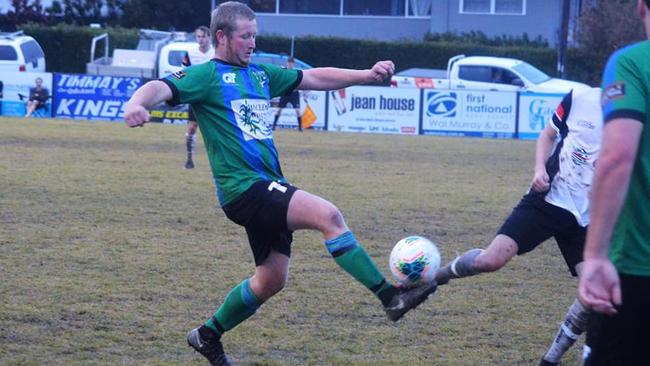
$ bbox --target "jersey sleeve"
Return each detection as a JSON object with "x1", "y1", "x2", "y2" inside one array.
[
  {"x1": 160, "y1": 62, "x2": 212, "y2": 106},
  {"x1": 550, "y1": 91, "x2": 572, "y2": 138},
  {"x1": 258, "y1": 63, "x2": 302, "y2": 98},
  {"x1": 601, "y1": 46, "x2": 647, "y2": 124}
]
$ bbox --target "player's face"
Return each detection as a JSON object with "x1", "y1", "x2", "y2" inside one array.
[
  {"x1": 225, "y1": 18, "x2": 257, "y2": 66},
  {"x1": 195, "y1": 30, "x2": 210, "y2": 49}
]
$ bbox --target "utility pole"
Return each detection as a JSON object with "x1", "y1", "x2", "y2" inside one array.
[{"x1": 557, "y1": 0, "x2": 570, "y2": 78}]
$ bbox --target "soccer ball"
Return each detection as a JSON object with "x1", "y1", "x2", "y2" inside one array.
[{"x1": 389, "y1": 236, "x2": 441, "y2": 286}]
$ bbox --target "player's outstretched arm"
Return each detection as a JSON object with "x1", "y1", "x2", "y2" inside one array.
[
  {"x1": 531, "y1": 123, "x2": 556, "y2": 192},
  {"x1": 124, "y1": 80, "x2": 173, "y2": 128},
  {"x1": 298, "y1": 60, "x2": 395, "y2": 91}
]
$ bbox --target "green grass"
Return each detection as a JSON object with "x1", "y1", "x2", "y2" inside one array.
[{"x1": 1, "y1": 118, "x2": 584, "y2": 365}]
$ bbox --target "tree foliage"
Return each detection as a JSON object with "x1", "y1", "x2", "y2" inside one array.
[{"x1": 568, "y1": 0, "x2": 645, "y2": 85}]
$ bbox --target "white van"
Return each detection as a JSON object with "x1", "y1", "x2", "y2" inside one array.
[{"x1": 0, "y1": 31, "x2": 46, "y2": 72}]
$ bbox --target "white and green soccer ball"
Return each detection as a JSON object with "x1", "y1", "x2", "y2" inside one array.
[{"x1": 389, "y1": 236, "x2": 441, "y2": 286}]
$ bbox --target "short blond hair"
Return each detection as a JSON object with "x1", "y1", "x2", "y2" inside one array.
[{"x1": 210, "y1": 1, "x2": 256, "y2": 47}]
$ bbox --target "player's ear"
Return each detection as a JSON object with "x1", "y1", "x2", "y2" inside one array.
[{"x1": 215, "y1": 29, "x2": 227, "y2": 46}]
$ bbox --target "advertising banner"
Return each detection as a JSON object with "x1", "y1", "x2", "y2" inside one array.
[
  {"x1": 53, "y1": 74, "x2": 143, "y2": 121},
  {"x1": 271, "y1": 90, "x2": 327, "y2": 131},
  {"x1": 326, "y1": 86, "x2": 420, "y2": 135},
  {"x1": 0, "y1": 71, "x2": 53, "y2": 118},
  {"x1": 149, "y1": 103, "x2": 190, "y2": 124},
  {"x1": 517, "y1": 92, "x2": 566, "y2": 139},
  {"x1": 421, "y1": 90, "x2": 517, "y2": 138}
]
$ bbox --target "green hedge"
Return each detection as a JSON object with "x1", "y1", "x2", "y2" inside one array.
[
  {"x1": 20, "y1": 24, "x2": 595, "y2": 84},
  {"x1": 22, "y1": 23, "x2": 138, "y2": 74}
]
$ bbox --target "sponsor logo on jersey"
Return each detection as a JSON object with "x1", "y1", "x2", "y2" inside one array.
[
  {"x1": 252, "y1": 71, "x2": 268, "y2": 88},
  {"x1": 602, "y1": 82, "x2": 625, "y2": 105},
  {"x1": 230, "y1": 99, "x2": 272, "y2": 141},
  {"x1": 222, "y1": 73, "x2": 236, "y2": 84},
  {"x1": 171, "y1": 70, "x2": 186, "y2": 80},
  {"x1": 571, "y1": 147, "x2": 591, "y2": 166}
]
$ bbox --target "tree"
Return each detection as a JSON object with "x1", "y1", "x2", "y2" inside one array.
[{"x1": 570, "y1": 0, "x2": 645, "y2": 85}]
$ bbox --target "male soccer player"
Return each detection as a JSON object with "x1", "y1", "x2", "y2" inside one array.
[
  {"x1": 579, "y1": 1, "x2": 650, "y2": 364},
  {"x1": 124, "y1": 2, "x2": 436, "y2": 365},
  {"x1": 434, "y1": 87, "x2": 603, "y2": 366},
  {"x1": 182, "y1": 26, "x2": 214, "y2": 169}
]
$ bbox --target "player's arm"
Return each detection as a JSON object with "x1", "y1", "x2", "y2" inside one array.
[
  {"x1": 298, "y1": 60, "x2": 395, "y2": 90},
  {"x1": 531, "y1": 123, "x2": 556, "y2": 192},
  {"x1": 124, "y1": 80, "x2": 173, "y2": 128}
]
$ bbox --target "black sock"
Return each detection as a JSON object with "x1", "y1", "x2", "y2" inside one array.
[{"x1": 272, "y1": 114, "x2": 280, "y2": 130}]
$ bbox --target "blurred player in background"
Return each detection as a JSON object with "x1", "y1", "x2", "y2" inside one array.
[
  {"x1": 271, "y1": 56, "x2": 306, "y2": 132},
  {"x1": 124, "y1": 2, "x2": 436, "y2": 365},
  {"x1": 183, "y1": 26, "x2": 213, "y2": 169},
  {"x1": 434, "y1": 87, "x2": 603, "y2": 366},
  {"x1": 579, "y1": 1, "x2": 650, "y2": 364}
]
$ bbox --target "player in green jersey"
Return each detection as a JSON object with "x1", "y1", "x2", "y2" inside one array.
[
  {"x1": 124, "y1": 2, "x2": 437, "y2": 365},
  {"x1": 579, "y1": 0, "x2": 650, "y2": 364}
]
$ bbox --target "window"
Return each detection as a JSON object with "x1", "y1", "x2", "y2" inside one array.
[
  {"x1": 218, "y1": 0, "x2": 276, "y2": 13},
  {"x1": 512, "y1": 62, "x2": 551, "y2": 84},
  {"x1": 167, "y1": 50, "x2": 185, "y2": 67},
  {"x1": 280, "y1": 0, "x2": 340, "y2": 15},
  {"x1": 0, "y1": 45, "x2": 18, "y2": 61},
  {"x1": 217, "y1": 0, "x2": 431, "y2": 17},
  {"x1": 20, "y1": 40, "x2": 44, "y2": 64},
  {"x1": 458, "y1": 66, "x2": 492, "y2": 83},
  {"x1": 344, "y1": 0, "x2": 405, "y2": 16},
  {"x1": 460, "y1": 0, "x2": 525, "y2": 15}
]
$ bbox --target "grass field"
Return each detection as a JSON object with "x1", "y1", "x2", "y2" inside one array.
[{"x1": 1, "y1": 118, "x2": 584, "y2": 365}]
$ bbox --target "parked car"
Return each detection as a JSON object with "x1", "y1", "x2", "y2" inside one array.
[
  {"x1": 0, "y1": 31, "x2": 46, "y2": 72},
  {"x1": 392, "y1": 54, "x2": 588, "y2": 94}
]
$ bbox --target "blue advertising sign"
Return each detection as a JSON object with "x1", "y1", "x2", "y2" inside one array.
[
  {"x1": 421, "y1": 90, "x2": 517, "y2": 138},
  {"x1": 517, "y1": 92, "x2": 565, "y2": 139},
  {"x1": 0, "y1": 71, "x2": 53, "y2": 118},
  {"x1": 53, "y1": 74, "x2": 143, "y2": 121}
]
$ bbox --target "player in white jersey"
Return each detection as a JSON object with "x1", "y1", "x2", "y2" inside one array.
[
  {"x1": 183, "y1": 26, "x2": 214, "y2": 169},
  {"x1": 434, "y1": 88, "x2": 603, "y2": 366}
]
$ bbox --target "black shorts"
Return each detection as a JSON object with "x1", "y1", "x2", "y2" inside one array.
[
  {"x1": 278, "y1": 91, "x2": 300, "y2": 109},
  {"x1": 584, "y1": 273, "x2": 650, "y2": 365},
  {"x1": 497, "y1": 192, "x2": 586, "y2": 276},
  {"x1": 188, "y1": 105, "x2": 196, "y2": 122},
  {"x1": 222, "y1": 180, "x2": 298, "y2": 266}
]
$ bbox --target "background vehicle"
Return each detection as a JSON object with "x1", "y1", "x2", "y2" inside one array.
[
  {"x1": 0, "y1": 31, "x2": 46, "y2": 72},
  {"x1": 392, "y1": 54, "x2": 588, "y2": 94},
  {"x1": 87, "y1": 29, "x2": 311, "y2": 79}
]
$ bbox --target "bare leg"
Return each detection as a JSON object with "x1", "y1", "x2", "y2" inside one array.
[{"x1": 435, "y1": 234, "x2": 518, "y2": 285}]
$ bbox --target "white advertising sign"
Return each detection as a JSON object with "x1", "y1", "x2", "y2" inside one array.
[
  {"x1": 270, "y1": 90, "x2": 326, "y2": 130},
  {"x1": 517, "y1": 92, "x2": 566, "y2": 139},
  {"x1": 421, "y1": 90, "x2": 517, "y2": 138},
  {"x1": 326, "y1": 86, "x2": 420, "y2": 135}
]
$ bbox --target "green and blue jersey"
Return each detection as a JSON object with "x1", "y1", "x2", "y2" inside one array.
[
  {"x1": 162, "y1": 59, "x2": 302, "y2": 205},
  {"x1": 601, "y1": 40, "x2": 650, "y2": 276}
]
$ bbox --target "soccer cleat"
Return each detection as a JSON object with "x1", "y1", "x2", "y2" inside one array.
[
  {"x1": 187, "y1": 328, "x2": 233, "y2": 366},
  {"x1": 184, "y1": 159, "x2": 195, "y2": 169},
  {"x1": 384, "y1": 282, "x2": 437, "y2": 322}
]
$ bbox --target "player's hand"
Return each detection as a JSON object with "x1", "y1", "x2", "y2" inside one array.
[
  {"x1": 578, "y1": 257, "x2": 621, "y2": 315},
  {"x1": 530, "y1": 169, "x2": 550, "y2": 192},
  {"x1": 369, "y1": 60, "x2": 395, "y2": 83},
  {"x1": 124, "y1": 104, "x2": 150, "y2": 128}
]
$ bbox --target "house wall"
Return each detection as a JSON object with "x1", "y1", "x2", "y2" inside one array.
[
  {"x1": 431, "y1": 0, "x2": 563, "y2": 46},
  {"x1": 256, "y1": 14, "x2": 431, "y2": 41}
]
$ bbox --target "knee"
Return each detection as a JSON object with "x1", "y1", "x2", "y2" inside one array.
[
  {"x1": 252, "y1": 271, "x2": 288, "y2": 299},
  {"x1": 321, "y1": 204, "x2": 346, "y2": 232}
]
